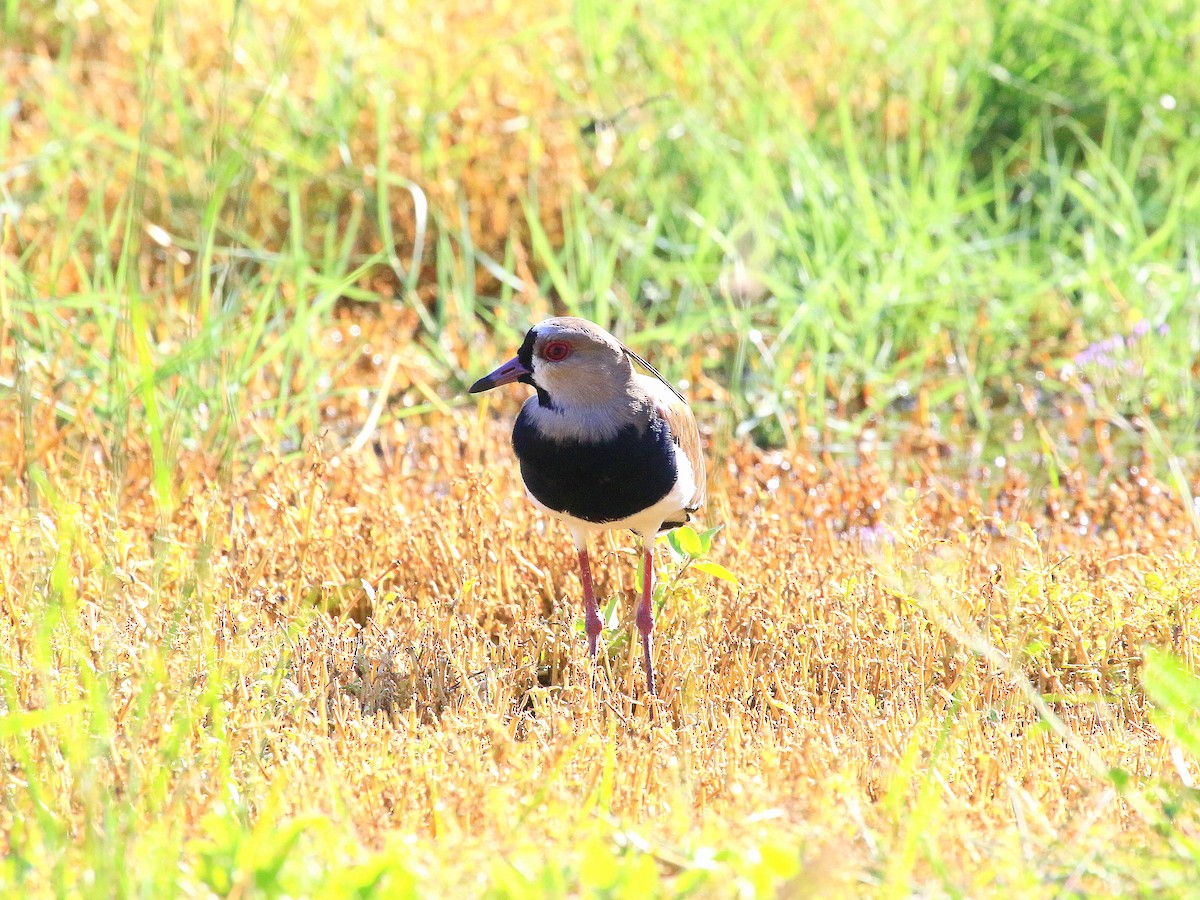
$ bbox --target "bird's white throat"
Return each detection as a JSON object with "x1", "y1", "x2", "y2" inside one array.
[{"x1": 520, "y1": 395, "x2": 645, "y2": 443}]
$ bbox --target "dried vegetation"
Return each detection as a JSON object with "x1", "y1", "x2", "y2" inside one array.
[{"x1": 2, "y1": 402, "x2": 1199, "y2": 892}]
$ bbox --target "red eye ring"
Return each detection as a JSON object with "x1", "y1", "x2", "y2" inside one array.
[{"x1": 543, "y1": 341, "x2": 572, "y2": 362}]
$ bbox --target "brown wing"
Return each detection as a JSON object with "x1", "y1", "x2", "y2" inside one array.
[
  {"x1": 655, "y1": 388, "x2": 706, "y2": 512},
  {"x1": 626, "y1": 348, "x2": 706, "y2": 513}
]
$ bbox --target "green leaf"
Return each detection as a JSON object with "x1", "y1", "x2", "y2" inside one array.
[
  {"x1": 0, "y1": 702, "x2": 84, "y2": 739},
  {"x1": 1144, "y1": 648, "x2": 1200, "y2": 757},
  {"x1": 697, "y1": 524, "x2": 724, "y2": 555},
  {"x1": 579, "y1": 836, "x2": 618, "y2": 891},
  {"x1": 604, "y1": 594, "x2": 621, "y2": 630},
  {"x1": 691, "y1": 560, "x2": 742, "y2": 588},
  {"x1": 1108, "y1": 767, "x2": 1131, "y2": 793},
  {"x1": 674, "y1": 525, "x2": 703, "y2": 557},
  {"x1": 664, "y1": 531, "x2": 686, "y2": 562},
  {"x1": 618, "y1": 852, "x2": 661, "y2": 897}
]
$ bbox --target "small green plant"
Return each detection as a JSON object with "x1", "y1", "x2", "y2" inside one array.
[
  {"x1": 660, "y1": 523, "x2": 742, "y2": 602},
  {"x1": 1143, "y1": 648, "x2": 1200, "y2": 760},
  {"x1": 572, "y1": 524, "x2": 739, "y2": 658},
  {"x1": 1130, "y1": 650, "x2": 1200, "y2": 882}
]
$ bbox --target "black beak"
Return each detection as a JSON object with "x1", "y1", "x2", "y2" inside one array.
[{"x1": 469, "y1": 355, "x2": 532, "y2": 393}]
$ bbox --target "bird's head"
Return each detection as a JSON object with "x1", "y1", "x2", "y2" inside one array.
[{"x1": 469, "y1": 317, "x2": 633, "y2": 409}]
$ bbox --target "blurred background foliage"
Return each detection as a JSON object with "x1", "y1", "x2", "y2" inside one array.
[{"x1": 2, "y1": 0, "x2": 1198, "y2": 467}]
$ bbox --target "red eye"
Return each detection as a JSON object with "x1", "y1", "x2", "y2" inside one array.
[{"x1": 543, "y1": 341, "x2": 572, "y2": 362}]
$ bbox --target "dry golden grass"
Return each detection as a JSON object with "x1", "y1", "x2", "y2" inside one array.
[{"x1": 3, "y1": 390, "x2": 1198, "y2": 892}]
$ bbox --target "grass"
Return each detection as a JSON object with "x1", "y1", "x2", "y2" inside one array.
[{"x1": 3, "y1": 0, "x2": 1200, "y2": 894}]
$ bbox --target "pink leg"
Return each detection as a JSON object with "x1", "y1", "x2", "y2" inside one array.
[
  {"x1": 578, "y1": 547, "x2": 603, "y2": 659},
  {"x1": 635, "y1": 543, "x2": 656, "y2": 696}
]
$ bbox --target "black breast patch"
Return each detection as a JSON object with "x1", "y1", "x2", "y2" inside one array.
[{"x1": 511, "y1": 411, "x2": 678, "y2": 523}]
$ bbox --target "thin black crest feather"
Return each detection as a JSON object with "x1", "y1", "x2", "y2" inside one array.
[{"x1": 622, "y1": 345, "x2": 687, "y2": 404}]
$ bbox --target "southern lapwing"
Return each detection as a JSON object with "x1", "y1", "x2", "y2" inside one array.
[{"x1": 469, "y1": 317, "x2": 706, "y2": 696}]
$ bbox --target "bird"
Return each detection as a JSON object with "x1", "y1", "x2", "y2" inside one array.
[{"x1": 469, "y1": 317, "x2": 706, "y2": 696}]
